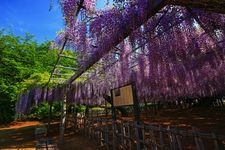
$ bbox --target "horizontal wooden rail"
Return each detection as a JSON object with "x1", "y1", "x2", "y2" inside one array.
[
  {"x1": 59, "y1": 54, "x2": 76, "y2": 59},
  {"x1": 53, "y1": 73, "x2": 74, "y2": 76},
  {"x1": 76, "y1": 117, "x2": 225, "y2": 150},
  {"x1": 166, "y1": 0, "x2": 225, "y2": 14},
  {"x1": 56, "y1": 65, "x2": 78, "y2": 71}
]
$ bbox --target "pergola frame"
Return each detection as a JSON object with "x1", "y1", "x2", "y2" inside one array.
[
  {"x1": 50, "y1": 0, "x2": 225, "y2": 86},
  {"x1": 46, "y1": 0, "x2": 225, "y2": 144}
]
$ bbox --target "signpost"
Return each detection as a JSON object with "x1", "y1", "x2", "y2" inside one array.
[{"x1": 111, "y1": 83, "x2": 143, "y2": 149}]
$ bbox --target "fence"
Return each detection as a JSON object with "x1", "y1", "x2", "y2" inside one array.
[{"x1": 73, "y1": 117, "x2": 225, "y2": 150}]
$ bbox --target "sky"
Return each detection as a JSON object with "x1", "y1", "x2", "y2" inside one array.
[
  {"x1": 0, "y1": 0, "x2": 64, "y2": 43},
  {"x1": 0, "y1": 0, "x2": 113, "y2": 43}
]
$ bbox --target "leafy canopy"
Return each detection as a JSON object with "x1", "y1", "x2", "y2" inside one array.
[{"x1": 0, "y1": 29, "x2": 76, "y2": 123}]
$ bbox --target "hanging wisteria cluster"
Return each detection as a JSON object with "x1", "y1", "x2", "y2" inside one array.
[
  {"x1": 60, "y1": 1, "x2": 225, "y2": 102},
  {"x1": 16, "y1": 83, "x2": 106, "y2": 114},
  {"x1": 16, "y1": 0, "x2": 225, "y2": 114},
  {"x1": 16, "y1": 88, "x2": 47, "y2": 114}
]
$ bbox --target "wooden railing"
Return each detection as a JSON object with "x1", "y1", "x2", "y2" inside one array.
[{"x1": 75, "y1": 117, "x2": 225, "y2": 150}]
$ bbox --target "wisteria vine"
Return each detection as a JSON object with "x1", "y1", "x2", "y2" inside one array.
[{"x1": 16, "y1": 0, "x2": 225, "y2": 114}]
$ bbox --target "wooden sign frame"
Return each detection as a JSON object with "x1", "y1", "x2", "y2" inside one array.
[{"x1": 111, "y1": 84, "x2": 134, "y2": 107}]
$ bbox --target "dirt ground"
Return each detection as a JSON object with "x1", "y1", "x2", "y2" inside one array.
[
  {"x1": 0, "y1": 107, "x2": 224, "y2": 150},
  {"x1": 0, "y1": 121, "x2": 98, "y2": 150},
  {"x1": 141, "y1": 107, "x2": 225, "y2": 134}
]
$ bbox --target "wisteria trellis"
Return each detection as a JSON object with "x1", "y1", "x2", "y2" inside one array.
[{"x1": 16, "y1": 0, "x2": 225, "y2": 114}]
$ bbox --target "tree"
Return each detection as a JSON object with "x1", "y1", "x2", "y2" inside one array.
[{"x1": 0, "y1": 29, "x2": 76, "y2": 123}]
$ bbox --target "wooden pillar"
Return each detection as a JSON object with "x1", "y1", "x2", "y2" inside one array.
[
  {"x1": 132, "y1": 83, "x2": 144, "y2": 149},
  {"x1": 105, "y1": 100, "x2": 108, "y2": 116},
  {"x1": 60, "y1": 87, "x2": 67, "y2": 144},
  {"x1": 85, "y1": 105, "x2": 89, "y2": 117},
  {"x1": 110, "y1": 90, "x2": 117, "y2": 150},
  {"x1": 132, "y1": 83, "x2": 141, "y2": 123},
  {"x1": 47, "y1": 101, "x2": 53, "y2": 136},
  {"x1": 110, "y1": 90, "x2": 116, "y2": 121}
]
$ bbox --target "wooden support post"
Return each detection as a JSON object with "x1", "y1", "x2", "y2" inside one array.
[
  {"x1": 128, "y1": 122, "x2": 132, "y2": 150},
  {"x1": 105, "y1": 92, "x2": 117, "y2": 120},
  {"x1": 212, "y1": 133, "x2": 220, "y2": 150},
  {"x1": 113, "y1": 121, "x2": 118, "y2": 150},
  {"x1": 84, "y1": 105, "x2": 89, "y2": 135},
  {"x1": 167, "y1": 126, "x2": 176, "y2": 150},
  {"x1": 144, "y1": 98, "x2": 149, "y2": 117},
  {"x1": 134, "y1": 122, "x2": 141, "y2": 150},
  {"x1": 104, "y1": 124, "x2": 109, "y2": 150},
  {"x1": 175, "y1": 128, "x2": 183, "y2": 150},
  {"x1": 105, "y1": 101, "x2": 108, "y2": 116},
  {"x1": 100, "y1": 128, "x2": 104, "y2": 147},
  {"x1": 192, "y1": 127, "x2": 205, "y2": 150},
  {"x1": 110, "y1": 89, "x2": 117, "y2": 150},
  {"x1": 59, "y1": 87, "x2": 67, "y2": 144},
  {"x1": 47, "y1": 101, "x2": 53, "y2": 136},
  {"x1": 88, "y1": 118, "x2": 91, "y2": 138},
  {"x1": 121, "y1": 122, "x2": 125, "y2": 148},
  {"x1": 71, "y1": 104, "x2": 77, "y2": 133},
  {"x1": 132, "y1": 83, "x2": 144, "y2": 149},
  {"x1": 141, "y1": 125, "x2": 145, "y2": 148},
  {"x1": 132, "y1": 83, "x2": 141, "y2": 123},
  {"x1": 149, "y1": 127, "x2": 157, "y2": 149},
  {"x1": 159, "y1": 125, "x2": 164, "y2": 149}
]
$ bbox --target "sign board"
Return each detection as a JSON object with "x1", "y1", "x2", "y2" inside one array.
[{"x1": 112, "y1": 85, "x2": 134, "y2": 107}]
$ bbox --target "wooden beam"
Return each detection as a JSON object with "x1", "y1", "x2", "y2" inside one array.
[
  {"x1": 59, "y1": 54, "x2": 76, "y2": 59},
  {"x1": 65, "y1": 0, "x2": 166, "y2": 84},
  {"x1": 47, "y1": 101, "x2": 53, "y2": 136},
  {"x1": 166, "y1": 0, "x2": 225, "y2": 14},
  {"x1": 50, "y1": 78, "x2": 66, "y2": 80},
  {"x1": 48, "y1": 0, "x2": 84, "y2": 86},
  {"x1": 56, "y1": 65, "x2": 78, "y2": 71},
  {"x1": 59, "y1": 88, "x2": 67, "y2": 144},
  {"x1": 65, "y1": 0, "x2": 225, "y2": 85},
  {"x1": 46, "y1": 38, "x2": 68, "y2": 86},
  {"x1": 53, "y1": 73, "x2": 74, "y2": 76}
]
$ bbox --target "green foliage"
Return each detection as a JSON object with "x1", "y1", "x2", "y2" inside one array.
[
  {"x1": 28, "y1": 103, "x2": 50, "y2": 120},
  {"x1": 0, "y1": 29, "x2": 76, "y2": 123},
  {"x1": 75, "y1": 105, "x2": 86, "y2": 113},
  {"x1": 28, "y1": 102, "x2": 61, "y2": 120},
  {"x1": 21, "y1": 72, "x2": 50, "y2": 91},
  {"x1": 91, "y1": 107, "x2": 105, "y2": 111}
]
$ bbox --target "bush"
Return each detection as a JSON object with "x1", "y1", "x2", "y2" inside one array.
[{"x1": 28, "y1": 102, "x2": 61, "y2": 120}]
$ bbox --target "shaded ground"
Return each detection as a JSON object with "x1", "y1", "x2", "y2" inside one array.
[
  {"x1": 142, "y1": 107, "x2": 225, "y2": 134},
  {"x1": 0, "y1": 121, "x2": 42, "y2": 149},
  {"x1": 0, "y1": 121, "x2": 98, "y2": 150},
  {"x1": 0, "y1": 107, "x2": 224, "y2": 149}
]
